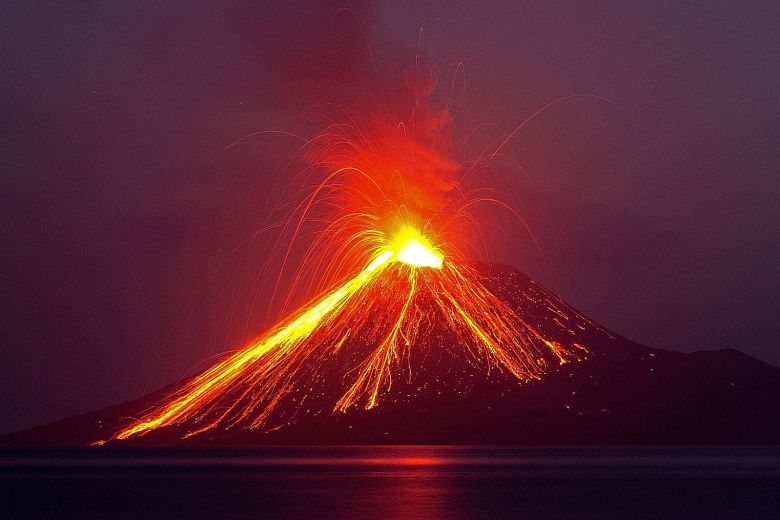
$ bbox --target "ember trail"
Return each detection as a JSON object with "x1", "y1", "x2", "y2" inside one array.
[{"x1": 107, "y1": 64, "x2": 587, "y2": 442}]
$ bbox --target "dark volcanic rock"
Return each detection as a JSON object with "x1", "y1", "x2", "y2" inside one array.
[{"x1": 4, "y1": 264, "x2": 779, "y2": 446}]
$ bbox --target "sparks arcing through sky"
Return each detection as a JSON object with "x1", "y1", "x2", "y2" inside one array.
[{"x1": 106, "y1": 59, "x2": 587, "y2": 442}]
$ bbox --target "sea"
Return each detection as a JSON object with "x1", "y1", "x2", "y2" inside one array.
[{"x1": 2, "y1": 446, "x2": 779, "y2": 519}]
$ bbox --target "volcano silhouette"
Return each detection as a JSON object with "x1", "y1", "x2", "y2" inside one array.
[{"x1": 4, "y1": 263, "x2": 779, "y2": 446}]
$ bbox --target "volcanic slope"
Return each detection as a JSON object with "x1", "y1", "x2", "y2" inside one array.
[{"x1": 4, "y1": 263, "x2": 779, "y2": 446}]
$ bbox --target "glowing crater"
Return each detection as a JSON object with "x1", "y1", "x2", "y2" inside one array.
[{"x1": 390, "y1": 227, "x2": 444, "y2": 268}]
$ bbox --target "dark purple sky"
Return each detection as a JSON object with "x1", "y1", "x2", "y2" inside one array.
[{"x1": 1, "y1": 1, "x2": 778, "y2": 434}]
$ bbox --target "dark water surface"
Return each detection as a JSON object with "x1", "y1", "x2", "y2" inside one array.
[{"x1": 2, "y1": 446, "x2": 779, "y2": 519}]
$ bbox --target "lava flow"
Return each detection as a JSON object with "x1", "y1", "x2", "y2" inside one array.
[{"x1": 106, "y1": 64, "x2": 587, "y2": 443}]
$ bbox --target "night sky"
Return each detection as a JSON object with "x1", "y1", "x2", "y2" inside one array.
[{"x1": 1, "y1": 1, "x2": 778, "y2": 434}]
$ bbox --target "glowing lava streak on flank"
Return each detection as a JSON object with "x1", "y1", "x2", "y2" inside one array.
[{"x1": 114, "y1": 250, "x2": 394, "y2": 440}]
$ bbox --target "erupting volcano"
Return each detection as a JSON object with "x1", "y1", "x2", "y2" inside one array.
[
  {"x1": 5, "y1": 61, "x2": 779, "y2": 448},
  {"x1": 78, "y1": 62, "x2": 596, "y2": 444},
  {"x1": 61, "y1": 60, "x2": 604, "y2": 440}
]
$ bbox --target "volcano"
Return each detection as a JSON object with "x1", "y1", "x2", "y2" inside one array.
[{"x1": 4, "y1": 262, "x2": 779, "y2": 447}]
